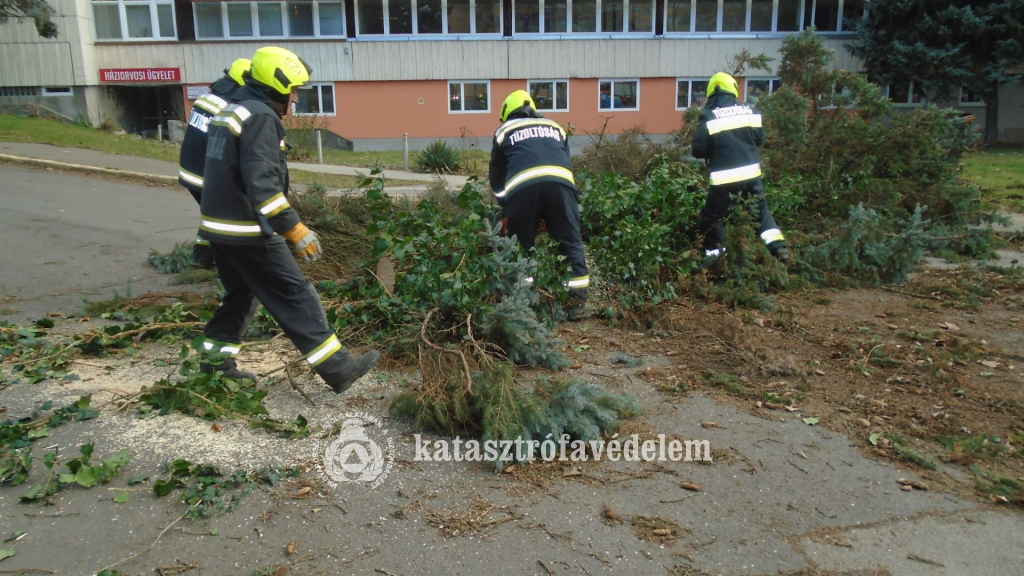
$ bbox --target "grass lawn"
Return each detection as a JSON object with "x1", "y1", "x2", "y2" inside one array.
[
  {"x1": 0, "y1": 115, "x2": 180, "y2": 162},
  {"x1": 963, "y1": 144, "x2": 1024, "y2": 212},
  {"x1": 0, "y1": 115, "x2": 486, "y2": 181}
]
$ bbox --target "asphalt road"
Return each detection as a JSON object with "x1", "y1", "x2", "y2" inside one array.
[{"x1": 0, "y1": 165, "x2": 201, "y2": 322}]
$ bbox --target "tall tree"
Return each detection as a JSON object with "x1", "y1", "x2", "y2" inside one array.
[
  {"x1": 0, "y1": 0, "x2": 58, "y2": 38},
  {"x1": 848, "y1": 0, "x2": 1024, "y2": 144}
]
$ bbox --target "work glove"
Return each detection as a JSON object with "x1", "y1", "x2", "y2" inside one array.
[{"x1": 283, "y1": 222, "x2": 322, "y2": 263}]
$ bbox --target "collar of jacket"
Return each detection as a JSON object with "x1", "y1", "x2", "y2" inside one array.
[
  {"x1": 231, "y1": 83, "x2": 277, "y2": 107},
  {"x1": 209, "y1": 76, "x2": 241, "y2": 99},
  {"x1": 507, "y1": 107, "x2": 544, "y2": 121},
  {"x1": 705, "y1": 91, "x2": 738, "y2": 109}
]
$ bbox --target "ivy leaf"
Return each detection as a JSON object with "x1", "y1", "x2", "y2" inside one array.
[
  {"x1": 3, "y1": 532, "x2": 25, "y2": 543},
  {"x1": 128, "y1": 475, "x2": 150, "y2": 486},
  {"x1": 0, "y1": 549, "x2": 15, "y2": 562},
  {"x1": 114, "y1": 492, "x2": 131, "y2": 503},
  {"x1": 803, "y1": 417, "x2": 820, "y2": 426},
  {"x1": 870, "y1": 433, "x2": 882, "y2": 446},
  {"x1": 153, "y1": 478, "x2": 184, "y2": 497},
  {"x1": 75, "y1": 465, "x2": 99, "y2": 488}
]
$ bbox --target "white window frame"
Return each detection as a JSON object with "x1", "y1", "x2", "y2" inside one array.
[
  {"x1": 448, "y1": 80, "x2": 491, "y2": 114},
  {"x1": 92, "y1": 0, "x2": 177, "y2": 42},
  {"x1": 959, "y1": 86, "x2": 985, "y2": 107},
  {"x1": 41, "y1": 87, "x2": 75, "y2": 97},
  {"x1": 511, "y1": 0, "x2": 654, "y2": 36},
  {"x1": 354, "y1": 0, "x2": 503, "y2": 37},
  {"x1": 675, "y1": 78, "x2": 710, "y2": 110},
  {"x1": 598, "y1": 78, "x2": 640, "y2": 112},
  {"x1": 0, "y1": 87, "x2": 39, "y2": 97},
  {"x1": 528, "y1": 79, "x2": 570, "y2": 113},
  {"x1": 744, "y1": 77, "x2": 781, "y2": 101},
  {"x1": 193, "y1": 1, "x2": 347, "y2": 40},
  {"x1": 292, "y1": 82, "x2": 337, "y2": 116},
  {"x1": 884, "y1": 81, "x2": 926, "y2": 107},
  {"x1": 661, "y1": 0, "x2": 863, "y2": 35}
]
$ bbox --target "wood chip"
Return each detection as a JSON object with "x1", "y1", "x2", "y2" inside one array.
[
  {"x1": 856, "y1": 418, "x2": 871, "y2": 427},
  {"x1": 680, "y1": 482, "x2": 701, "y2": 492},
  {"x1": 901, "y1": 485, "x2": 913, "y2": 492},
  {"x1": 652, "y1": 529, "x2": 673, "y2": 536},
  {"x1": 700, "y1": 422, "x2": 717, "y2": 428},
  {"x1": 286, "y1": 540, "x2": 298, "y2": 555},
  {"x1": 293, "y1": 487, "x2": 312, "y2": 498}
]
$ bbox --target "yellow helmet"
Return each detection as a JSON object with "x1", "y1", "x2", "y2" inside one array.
[
  {"x1": 250, "y1": 47, "x2": 311, "y2": 96},
  {"x1": 226, "y1": 58, "x2": 251, "y2": 86},
  {"x1": 500, "y1": 90, "x2": 536, "y2": 123},
  {"x1": 707, "y1": 72, "x2": 739, "y2": 98}
]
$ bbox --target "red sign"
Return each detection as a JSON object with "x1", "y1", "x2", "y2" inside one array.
[{"x1": 99, "y1": 68, "x2": 181, "y2": 83}]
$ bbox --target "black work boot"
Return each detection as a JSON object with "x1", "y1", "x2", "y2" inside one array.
[
  {"x1": 566, "y1": 289, "x2": 588, "y2": 322},
  {"x1": 317, "y1": 349, "x2": 380, "y2": 394},
  {"x1": 192, "y1": 243, "x2": 216, "y2": 270},
  {"x1": 200, "y1": 358, "x2": 256, "y2": 381},
  {"x1": 768, "y1": 241, "x2": 790, "y2": 264}
]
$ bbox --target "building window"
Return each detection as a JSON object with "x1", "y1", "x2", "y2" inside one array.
[
  {"x1": 676, "y1": 78, "x2": 709, "y2": 109},
  {"x1": 960, "y1": 87, "x2": 985, "y2": 107},
  {"x1": 92, "y1": 0, "x2": 176, "y2": 41},
  {"x1": 529, "y1": 80, "x2": 569, "y2": 112},
  {"x1": 664, "y1": 0, "x2": 863, "y2": 34},
  {"x1": 599, "y1": 79, "x2": 638, "y2": 111},
  {"x1": 293, "y1": 83, "x2": 336, "y2": 115},
  {"x1": 449, "y1": 80, "x2": 490, "y2": 113},
  {"x1": 0, "y1": 87, "x2": 39, "y2": 97},
  {"x1": 511, "y1": 0, "x2": 653, "y2": 35},
  {"x1": 356, "y1": 0, "x2": 501, "y2": 35},
  {"x1": 886, "y1": 81, "x2": 925, "y2": 106},
  {"x1": 745, "y1": 77, "x2": 782, "y2": 104},
  {"x1": 195, "y1": 1, "x2": 344, "y2": 39},
  {"x1": 42, "y1": 87, "x2": 74, "y2": 97}
]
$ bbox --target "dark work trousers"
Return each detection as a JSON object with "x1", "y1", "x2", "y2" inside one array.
[
  {"x1": 183, "y1": 183, "x2": 214, "y2": 261},
  {"x1": 206, "y1": 240, "x2": 346, "y2": 377},
  {"x1": 698, "y1": 178, "x2": 785, "y2": 254},
  {"x1": 505, "y1": 180, "x2": 590, "y2": 298}
]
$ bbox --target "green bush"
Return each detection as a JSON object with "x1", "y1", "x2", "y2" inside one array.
[{"x1": 416, "y1": 140, "x2": 462, "y2": 174}]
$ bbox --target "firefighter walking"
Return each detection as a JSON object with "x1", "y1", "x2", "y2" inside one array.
[
  {"x1": 692, "y1": 72, "x2": 789, "y2": 263},
  {"x1": 178, "y1": 58, "x2": 250, "y2": 269},
  {"x1": 489, "y1": 90, "x2": 590, "y2": 320},
  {"x1": 198, "y1": 46, "x2": 378, "y2": 392}
]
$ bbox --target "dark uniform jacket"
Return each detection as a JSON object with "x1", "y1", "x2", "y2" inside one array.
[
  {"x1": 178, "y1": 76, "x2": 240, "y2": 194},
  {"x1": 692, "y1": 91, "x2": 765, "y2": 187},
  {"x1": 198, "y1": 84, "x2": 300, "y2": 245},
  {"x1": 489, "y1": 108, "x2": 574, "y2": 205}
]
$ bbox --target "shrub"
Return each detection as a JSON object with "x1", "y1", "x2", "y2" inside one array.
[
  {"x1": 145, "y1": 242, "x2": 193, "y2": 274},
  {"x1": 416, "y1": 140, "x2": 462, "y2": 174}
]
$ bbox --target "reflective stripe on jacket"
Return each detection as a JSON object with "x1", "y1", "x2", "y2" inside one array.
[
  {"x1": 489, "y1": 112, "x2": 575, "y2": 204},
  {"x1": 198, "y1": 85, "x2": 300, "y2": 245},
  {"x1": 692, "y1": 91, "x2": 765, "y2": 187},
  {"x1": 178, "y1": 77, "x2": 239, "y2": 193}
]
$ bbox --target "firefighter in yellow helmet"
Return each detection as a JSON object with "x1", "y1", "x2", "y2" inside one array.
[
  {"x1": 490, "y1": 90, "x2": 590, "y2": 320},
  {"x1": 178, "y1": 58, "x2": 250, "y2": 269},
  {"x1": 692, "y1": 72, "x2": 788, "y2": 264},
  {"x1": 197, "y1": 46, "x2": 379, "y2": 392}
]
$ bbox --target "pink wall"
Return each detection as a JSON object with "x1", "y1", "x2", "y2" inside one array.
[
  {"x1": 183, "y1": 77, "x2": 696, "y2": 142},
  {"x1": 328, "y1": 78, "x2": 690, "y2": 141}
]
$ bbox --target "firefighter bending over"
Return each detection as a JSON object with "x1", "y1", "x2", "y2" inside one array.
[
  {"x1": 489, "y1": 90, "x2": 590, "y2": 321},
  {"x1": 178, "y1": 58, "x2": 250, "y2": 269}
]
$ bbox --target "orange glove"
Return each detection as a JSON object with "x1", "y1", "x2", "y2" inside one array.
[{"x1": 283, "y1": 223, "x2": 322, "y2": 263}]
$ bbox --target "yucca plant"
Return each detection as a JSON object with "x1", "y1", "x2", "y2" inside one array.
[{"x1": 416, "y1": 140, "x2": 462, "y2": 174}]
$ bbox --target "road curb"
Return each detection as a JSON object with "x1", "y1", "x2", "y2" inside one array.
[{"x1": 0, "y1": 153, "x2": 177, "y2": 186}]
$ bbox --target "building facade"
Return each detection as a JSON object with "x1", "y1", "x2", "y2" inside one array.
[{"x1": 2, "y1": 0, "x2": 1022, "y2": 148}]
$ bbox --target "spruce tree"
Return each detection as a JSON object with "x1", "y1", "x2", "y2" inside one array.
[{"x1": 848, "y1": 0, "x2": 1024, "y2": 144}]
